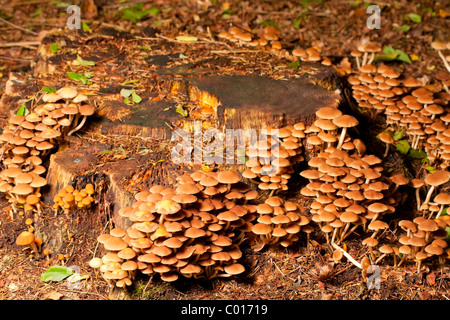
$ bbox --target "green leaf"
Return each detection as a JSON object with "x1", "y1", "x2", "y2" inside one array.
[
  {"x1": 16, "y1": 104, "x2": 28, "y2": 116},
  {"x1": 120, "y1": 88, "x2": 133, "y2": 98},
  {"x1": 138, "y1": 45, "x2": 152, "y2": 51},
  {"x1": 131, "y1": 91, "x2": 142, "y2": 104},
  {"x1": 408, "y1": 149, "x2": 427, "y2": 160},
  {"x1": 426, "y1": 165, "x2": 436, "y2": 173},
  {"x1": 41, "y1": 265, "x2": 74, "y2": 283},
  {"x1": 121, "y1": 4, "x2": 160, "y2": 23},
  {"x1": 375, "y1": 46, "x2": 412, "y2": 64},
  {"x1": 179, "y1": 53, "x2": 187, "y2": 59},
  {"x1": 288, "y1": 60, "x2": 300, "y2": 70},
  {"x1": 293, "y1": 17, "x2": 302, "y2": 29},
  {"x1": 175, "y1": 35, "x2": 198, "y2": 42},
  {"x1": 50, "y1": 1, "x2": 72, "y2": 8},
  {"x1": 395, "y1": 24, "x2": 411, "y2": 33},
  {"x1": 393, "y1": 128, "x2": 405, "y2": 141},
  {"x1": 395, "y1": 140, "x2": 410, "y2": 155},
  {"x1": 176, "y1": 104, "x2": 188, "y2": 117},
  {"x1": 67, "y1": 72, "x2": 91, "y2": 85},
  {"x1": 445, "y1": 226, "x2": 450, "y2": 242},
  {"x1": 41, "y1": 86, "x2": 57, "y2": 93},
  {"x1": 81, "y1": 22, "x2": 91, "y2": 32},
  {"x1": 121, "y1": 79, "x2": 139, "y2": 85},
  {"x1": 50, "y1": 43, "x2": 61, "y2": 54},
  {"x1": 76, "y1": 55, "x2": 95, "y2": 66},
  {"x1": 221, "y1": 9, "x2": 236, "y2": 17},
  {"x1": 30, "y1": 7, "x2": 42, "y2": 18},
  {"x1": 406, "y1": 13, "x2": 422, "y2": 23},
  {"x1": 258, "y1": 20, "x2": 280, "y2": 29}
]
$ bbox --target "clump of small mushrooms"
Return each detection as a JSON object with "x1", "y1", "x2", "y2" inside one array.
[
  {"x1": 242, "y1": 123, "x2": 305, "y2": 196},
  {"x1": 393, "y1": 216, "x2": 449, "y2": 272},
  {"x1": 0, "y1": 87, "x2": 95, "y2": 218},
  {"x1": 250, "y1": 196, "x2": 311, "y2": 251},
  {"x1": 52, "y1": 183, "x2": 96, "y2": 214},
  {"x1": 217, "y1": 24, "x2": 284, "y2": 55},
  {"x1": 348, "y1": 43, "x2": 450, "y2": 171},
  {"x1": 299, "y1": 107, "x2": 404, "y2": 246},
  {"x1": 90, "y1": 169, "x2": 257, "y2": 286}
]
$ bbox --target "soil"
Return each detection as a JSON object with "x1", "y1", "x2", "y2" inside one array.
[{"x1": 0, "y1": 0, "x2": 449, "y2": 301}]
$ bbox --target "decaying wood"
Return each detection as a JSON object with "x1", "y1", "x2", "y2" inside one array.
[{"x1": 0, "y1": 27, "x2": 345, "y2": 253}]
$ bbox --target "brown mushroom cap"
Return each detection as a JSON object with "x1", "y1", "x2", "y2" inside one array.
[{"x1": 217, "y1": 170, "x2": 242, "y2": 184}]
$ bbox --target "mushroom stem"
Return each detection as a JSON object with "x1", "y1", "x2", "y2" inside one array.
[
  {"x1": 28, "y1": 241, "x2": 39, "y2": 255},
  {"x1": 355, "y1": 56, "x2": 361, "y2": 70},
  {"x1": 374, "y1": 253, "x2": 386, "y2": 265},
  {"x1": 68, "y1": 116, "x2": 87, "y2": 136},
  {"x1": 336, "y1": 128, "x2": 348, "y2": 150},
  {"x1": 367, "y1": 53, "x2": 375, "y2": 65},
  {"x1": 331, "y1": 242, "x2": 361, "y2": 269},
  {"x1": 435, "y1": 205, "x2": 445, "y2": 219},
  {"x1": 340, "y1": 224, "x2": 359, "y2": 242},
  {"x1": 437, "y1": 50, "x2": 450, "y2": 73},
  {"x1": 421, "y1": 185, "x2": 435, "y2": 210},
  {"x1": 362, "y1": 52, "x2": 368, "y2": 66},
  {"x1": 383, "y1": 143, "x2": 390, "y2": 158},
  {"x1": 415, "y1": 188, "x2": 422, "y2": 211}
]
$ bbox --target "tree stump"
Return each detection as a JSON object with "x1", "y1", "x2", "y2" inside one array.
[{"x1": 0, "y1": 27, "x2": 345, "y2": 254}]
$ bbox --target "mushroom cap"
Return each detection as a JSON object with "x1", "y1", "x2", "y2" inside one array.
[
  {"x1": 155, "y1": 199, "x2": 181, "y2": 215},
  {"x1": 424, "y1": 170, "x2": 450, "y2": 186},
  {"x1": 378, "y1": 132, "x2": 394, "y2": 144},
  {"x1": 417, "y1": 219, "x2": 439, "y2": 232},
  {"x1": 79, "y1": 104, "x2": 95, "y2": 116},
  {"x1": 42, "y1": 92, "x2": 62, "y2": 103},
  {"x1": 224, "y1": 263, "x2": 245, "y2": 275},
  {"x1": 104, "y1": 236, "x2": 128, "y2": 251},
  {"x1": 379, "y1": 244, "x2": 393, "y2": 254},
  {"x1": 217, "y1": 170, "x2": 242, "y2": 184},
  {"x1": 175, "y1": 183, "x2": 200, "y2": 195},
  {"x1": 12, "y1": 183, "x2": 33, "y2": 195},
  {"x1": 332, "y1": 115, "x2": 359, "y2": 128},
  {"x1": 252, "y1": 223, "x2": 272, "y2": 235},
  {"x1": 368, "y1": 219, "x2": 389, "y2": 231},
  {"x1": 56, "y1": 87, "x2": 78, "y2": 99},
  {"x1": 16, "y1": 231, "x2": 35, "y2": 246},
  {"x1": 315, "y1": 107, "x2": 342, "y2": 120}
]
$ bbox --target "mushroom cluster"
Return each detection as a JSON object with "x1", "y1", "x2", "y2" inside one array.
[
  {"x1": 409, "y1": 170, "x2": 450, "y2": 217},
  {"x1": 52, "y1": 183, "x2": 95, "y2": 214},
  {"x1": 298, "y1": 108, "x2": 405, "y2": 246},
  {"x1": 292, "y1": 46, "x2": 332, "y2": 66},
  {"x1": 394, "y1": 216, "x2": 449, "y2": 272},
  {"x1": 348, "y1": 50, "x2": 450, "y2": 170},
  {"x1": 242, "y1": 123, "x2": 306, "y2": 196},
  {"x1": 90, "y1": 169, "x2": 258, "y2": 286},
  {"x1": 304, "y1": 107, "x2": 360, "y2": 155},
  {"x1": 218, "y1": 25, "x2": 284, "y2": 55},
  {"x1": 0, "y1": 87, "x2": 95, "y2": 218},
  {"x1": 250, "y1": 196, "x2": 311, "y2": 250},
  {"x1": 350, "y1": 42, "x2": 382, "y2": 71}
]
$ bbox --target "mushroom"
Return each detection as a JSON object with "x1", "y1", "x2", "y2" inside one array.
[
  {"x1": 378, "y1": 132, "x2": 394, "y2": 158},
  {"x1": 332, "y1": 115, "x2": 359, "y2": 150},
  {"x1": 68, "y1": 104, "x2": 95, "y2": 136},
  {"x1": 431, "y1": 41, "x2": 450, "y2": 73},
  {"x1": 16, "y1": 231, "x2": 39, "y2": 255},
  {"x1": 421, "y1": 170, "x2": 450, "y2": 210}
]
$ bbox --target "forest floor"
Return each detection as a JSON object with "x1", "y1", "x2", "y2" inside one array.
[{"x1": 0, "y1": 0, "x2": 449, "y2": 301}]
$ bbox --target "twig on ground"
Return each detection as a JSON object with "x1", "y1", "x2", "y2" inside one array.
[
  {"x1": 0, "y1": 17, "x2": 39, "y2": 36},
  {"x1": 332, "y1": 243, "x2": 362, "y2": 269}
]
